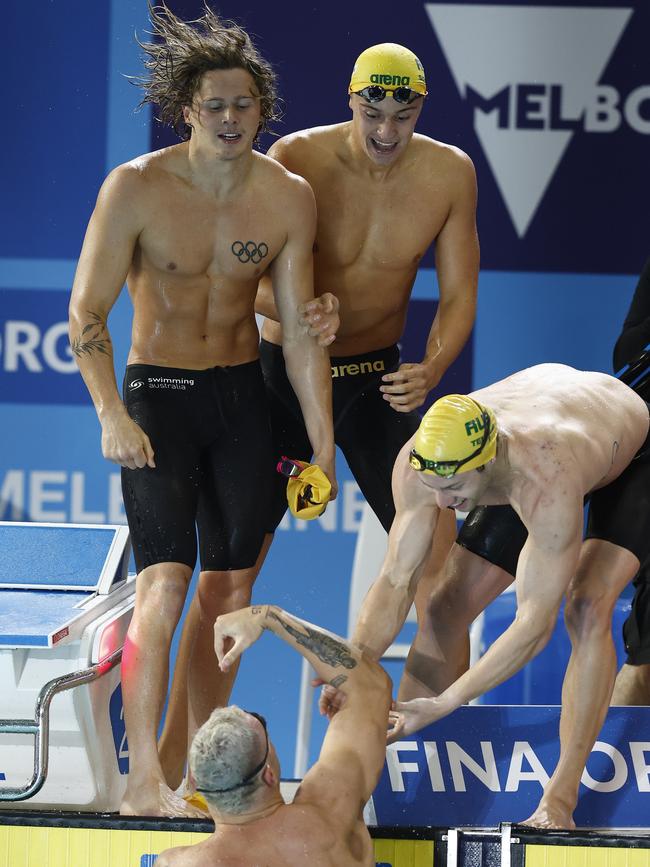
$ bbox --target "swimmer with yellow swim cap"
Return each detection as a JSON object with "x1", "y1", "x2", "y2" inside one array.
[
  {"x1": 346, "y1": 42, "x2": 428, "y2": 164},
  {"x1": 257, "y1": 38, "x2": 478, "y2": 533},
  {"x1": 351, "y1": 364, "x2": 650, "y2": 830},
  {"x1": 348, "y1": 42, "x2": 428, "y2": 103},
  {"x1": 409, "y1": 394, "x2": 497, "y2": 477}
]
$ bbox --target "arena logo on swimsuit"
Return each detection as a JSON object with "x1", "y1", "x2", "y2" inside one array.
[
  {"x1": 424, "y1": 4, "x2": 649, "y2": 236},
  {"x1": 331, "y1": 360, "x2": 385, "y2": 378}
]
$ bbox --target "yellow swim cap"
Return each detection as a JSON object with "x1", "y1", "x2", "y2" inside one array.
[
  {"x1": 349, "y1": 43, "x2": 427, "y2": 96},
  {"x1": 410, "y1": 395, "x2": 497, "y2": 476},
  {"x1": 279, "y1": 459, "x2": 331, "y2": 520}
]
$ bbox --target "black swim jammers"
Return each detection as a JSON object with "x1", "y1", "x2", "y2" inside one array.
[
  {"x1": 121, "y1": 361, "x2": 275, "y2": 574},
  {"x1": 260, "y1": 340, "x2": 421, "y2": 533}
]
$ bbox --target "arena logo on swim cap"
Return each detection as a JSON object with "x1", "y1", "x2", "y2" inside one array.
[
  {"x1": 370, "y1": 74, "x2": 411, "y2": 87},
  {"x1": 424, "y1": 4, "x2": 647, "y2": 237}
]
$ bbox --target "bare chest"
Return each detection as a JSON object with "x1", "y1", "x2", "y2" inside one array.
[
  {"x1": 137, "y1": 191, "x2": 285, "y2": 282},
  {"x1": 311, "y1": 172, "x2": 449, "y2": 271}
]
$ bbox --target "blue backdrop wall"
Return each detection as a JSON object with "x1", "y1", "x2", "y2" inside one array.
[{"x1": 0, "y1": 0, "x2": 646, "y2": 775}]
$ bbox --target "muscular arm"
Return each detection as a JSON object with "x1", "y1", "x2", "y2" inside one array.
[
  {"x1": 352, "y1": 451, "x2": 440, "y2": 658},
  {"x1": 256, "y1": 139, "x2": 339, "y2": 345},
  {"x1": 214, "y1": 604, "x2": 391, "y2": 809},
  {"x1": 394, "y1": 487, "x2": 583, "y2": 736},
  {"x1": 424, "y1": 151, "x2": 479, "y2": 382},
  {"x1": 254, "y1": 140, "x2": 293, "y2": 323},
  {"x1": 272, "y1": 176, "x2": 336, "y2": 485},
  {"x1": 69, "y1": 166, "x2": 154, "y2": 469},
  {"x1": 381, "y1": 151, "x2": 479, "y2": 412}
]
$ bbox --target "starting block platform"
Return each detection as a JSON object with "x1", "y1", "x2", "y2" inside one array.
[
  {"x1": 0, "y1": 522, "x2": 135, "y2": 812},
  {"x1": 0, "y1": 812, "x2": 648, "y2": 867}
]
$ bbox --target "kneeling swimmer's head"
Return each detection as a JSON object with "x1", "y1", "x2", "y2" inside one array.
[{"x1": 410, "y1": 395, "x2": 497, "y2": 477}]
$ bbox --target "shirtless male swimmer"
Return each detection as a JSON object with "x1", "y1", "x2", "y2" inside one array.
[
  {"x1": 69, "y1": 4, "x2": 335, "y2": 816},
  {"x1": 350, "y1": 365, "x2": 650, "y2": 828},
  {"x1": 160, "y1": 40, "x2": 478, "y2": 787},
  {"x1": 155, "y1": 604, "x2": 390, "y2": 866}
]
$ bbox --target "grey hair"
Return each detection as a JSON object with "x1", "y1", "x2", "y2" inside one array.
[{"x1": 190, "y1": 706, "x2": 264, "y2": 814}]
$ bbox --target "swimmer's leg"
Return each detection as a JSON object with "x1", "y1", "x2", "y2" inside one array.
[
  {"x1": 158, "y1": 535, "x2": 273, "y2": 790},
  {"x1": 611, "y1": 572, "x2": 650, "y2": 704},
  {"x1": 187, "y1": 536, "x2": 274, "y2": 736},
  {"x1": 158, "y1": 597, "x2": 196, "y2": 790},
  {"x1": 523, "y1": 539, "x2": 638, "y2": 830},
  {"x1": 120, "y1": 561, "x2": 204, "y2": 818}
]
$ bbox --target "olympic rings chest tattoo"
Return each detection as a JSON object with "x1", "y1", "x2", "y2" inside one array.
[{"x1": 231, "y1": 240, "x2": 269, "y2": 264}]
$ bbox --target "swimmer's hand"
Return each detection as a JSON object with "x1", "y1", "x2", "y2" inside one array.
[
  {"x1": 300, "y1": 292, "x2": 339, "y2": 347},
  {"x1": 312, "y1": 678, "x2": 348, "y2": 721},
  {"x1": 101, "y1": 407, "x2": 155, "y2": 470},
  {"x1": 312, "y1": 455, "x2": 338, "y2": 502},
  {"x1": 386, "y1": 697, "x2": 440, "y2": 744},
  {"x1": 380, "y1": 361, "x2": 440, "y2": 412},
  {"x1": 214, "y1": 606, "x2": 266, "y2": 672}
]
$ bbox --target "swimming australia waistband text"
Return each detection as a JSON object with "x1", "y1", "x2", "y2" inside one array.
[
  {"x1": 331, "y1": 359, "x2": 386, "y2": 378},
  {"x1": 129, "y1": 376, "x2": 195, "y2": 391}
]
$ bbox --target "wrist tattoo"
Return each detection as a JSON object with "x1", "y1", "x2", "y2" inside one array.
[
  {"x1": 71, "y1": 311, "x2": 111, "y2": 358},
  {"x1": 270, "y1": 611, "x2": 357, "y2": 669},
  {"x1": 329, "y1": 675, "x2": 348, "y2": 689}
]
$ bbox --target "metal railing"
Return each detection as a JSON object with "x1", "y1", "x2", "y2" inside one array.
[{"x1": 0, "y1": 648, "x2": 122, "y2": 801}]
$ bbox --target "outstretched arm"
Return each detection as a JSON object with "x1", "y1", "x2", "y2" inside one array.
[
  {"x1": 389, "y1": 490, "x2": 583, "y2": 741},
  {"x1": 214, "y1": 604, "x2": 391, "y2": 813},
  {"x1": 215, "y1": 604, "x2": 361, "y2": 689},
  {"x1": 353, "y1": 448, "x2": 441, "y2": 658}
]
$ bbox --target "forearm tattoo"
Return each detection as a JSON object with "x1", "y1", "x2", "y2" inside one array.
[
  {"x1": 329, "y1": 675, "x2": 348, "y2": 688},
  {"x1": 71, "y1": 311, "x2": 111, "y2": 358},
  {"x1": 270, "y1": 611, "x2": 357, "y2": 670}
]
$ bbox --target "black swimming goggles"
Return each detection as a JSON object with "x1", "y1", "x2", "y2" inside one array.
[
  {"x1": 195, "y1": 711, "x2": 269, "y2": 794},
  {"x1": 354, "y1": 84, "x2": 423, "y2": 104},
  {"x1": 409, "y1": 412, "x2": 492, "y2": 478}
]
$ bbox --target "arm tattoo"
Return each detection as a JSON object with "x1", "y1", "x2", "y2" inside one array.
[
  {"x1": 71, "y1": 311, "x2": 111, "y2": 358},
  {"x1": 270, "y1": 611, "x2": 357, "y2": 670},
  {"x1": 329, "y1": 675, "x2": 348, "y2": 689}
]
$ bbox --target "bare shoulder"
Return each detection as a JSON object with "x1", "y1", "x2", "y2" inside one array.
[
  {"x1": 98, "y1": 144, "x2": 184, "y2": 206},
  {"x1": 255, "y1": 151, "x2": 316, "y2": 214},
  {"x1": 267, "y1": 123, "x2": 348, "y2": 172},
  {"x1": 411, "y1": 134, "x2": 476, "y2": 178},
  {"x1": 393, "y1": 440, "x2": 436, "y2": 509}
]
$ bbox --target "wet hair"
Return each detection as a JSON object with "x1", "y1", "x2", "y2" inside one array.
[
  {"x1": 135, "y1": 2, "x2": 280, "y2": 141},
  {"x1": 190, "y1": 706, "x2": 264, "y2": 814}
]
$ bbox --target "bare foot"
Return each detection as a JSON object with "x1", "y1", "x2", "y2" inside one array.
[
  {"x1": 120, "y1": 779, "x2": 206, "y2": 818},
  {"x1": 520, "y1": 802, "x2": 576, "y2": 830}
]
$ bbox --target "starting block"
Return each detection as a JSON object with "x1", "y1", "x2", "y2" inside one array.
[{"x1": 0, "y1": 522, "x2": 135, "y2": 812}]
